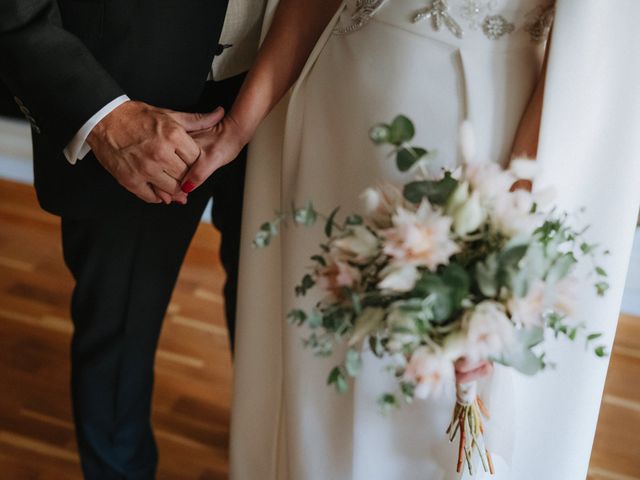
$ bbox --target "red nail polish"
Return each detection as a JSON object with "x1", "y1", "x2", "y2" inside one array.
[{"x1": 181, "y1": 181, "x2": 196, "y2": 193}]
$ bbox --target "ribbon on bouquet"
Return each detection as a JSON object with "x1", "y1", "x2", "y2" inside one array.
[{"x1": 448, "y1": 381, "x2": 494, "y2": 476}]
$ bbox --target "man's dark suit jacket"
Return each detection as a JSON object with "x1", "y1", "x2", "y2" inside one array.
[{"x1": 0, "y1": 0, "x2": 230, "y2": 218}]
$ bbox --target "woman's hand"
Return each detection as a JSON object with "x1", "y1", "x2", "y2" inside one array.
[
  {"x1": 455, "y1": 358, "x2": 493, "y2": 384},
  {"x1": 179, "y1": 112, "x2": 251, "y2": 194}
]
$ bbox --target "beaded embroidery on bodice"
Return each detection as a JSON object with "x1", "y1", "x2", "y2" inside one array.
[{"x1": 334, "y1": 0, "x2": 555, "y2": 43}]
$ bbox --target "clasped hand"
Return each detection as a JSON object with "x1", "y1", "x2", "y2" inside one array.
[{"x1": 88, "y1": 100, "x2": 248, "y2": 205}]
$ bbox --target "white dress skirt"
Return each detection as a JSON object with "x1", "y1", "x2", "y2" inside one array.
[{"x1": 229, "y1": 1, "x2": 640, "y2": 479}]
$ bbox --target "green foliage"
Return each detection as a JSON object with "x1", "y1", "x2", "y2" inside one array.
[
  {"x1": 377, "y1": 393, "x2": 399, "y2": 414},
  {"x1": 475, "y1": 253, "x2": 499, "y2": 297},
  {"x1": 388, "y1": 115, "x2": 415, "y2": 145},
  {"x1": 345, "y1": 349, "x2": 362, "y2": 377},
  {"x1": 325, "y1": 207, "x2": 341, "y2": 237},
  {"x1": 495, "y1": 326, "x2": 545, "y2": 375},
  {"x1": 345, "y1": 214, "x2": 364, "y2": 225},
  {"x1": 253, "y1": 220, "x2": 280, "y2": 248},
  {"x1": 403, "y1": 172, "x2": 458, "y2": 205},
  {"x1": 294, "y1": 202, "x2": 318, "y2": 227},
  {"x1": 295, "y1": 274, "x2": 315, "y2": 297},
  {"x1": 287, "y1": 309, "x2": 307, "y2": 326},
  {"x1": 327, "y1": 366, "x2": 349, "y2": 393},
  {"x1": 412, "y1": 264, "x2": 470, "y2": 324},
  {"x1": 396, "y1": 147, "x2": 427, "y2": 172},
  {"x1": 595, "y1": 281, "x2": 610, "y2": 296}
]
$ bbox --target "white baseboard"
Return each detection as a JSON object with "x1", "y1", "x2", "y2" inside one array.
[{"x1": 0, "y1": 116, "x2": 33, "y2": 184}]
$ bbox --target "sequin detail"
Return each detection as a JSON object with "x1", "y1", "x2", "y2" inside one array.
[
  {"x1": 524, "y1": 3, "x2": 555, "y2": 43},
  {"x1": 482, "y1": 14, "x2": 515, "y2": 39},
  {"x1": 413, "y1": 0, "x2": 464, "y2": 39},
  {"x1": 336, "y1": 0, "x2": 555, "y2": 43},
  {"x1": 334, "y1": 0, "x2": 388, "y2": 35}
]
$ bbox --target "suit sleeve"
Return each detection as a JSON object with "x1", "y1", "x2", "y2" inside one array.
[{"x1": 0, "y1": 0, "x2": 125, "y2": 152}]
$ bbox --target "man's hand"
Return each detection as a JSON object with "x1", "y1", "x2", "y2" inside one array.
[
  {"x1": 179, "y1": 114, "x2": 250, "y2": 194},
  {"x1": 87, "y1": 101, "x2": 225, "y2": 204}
]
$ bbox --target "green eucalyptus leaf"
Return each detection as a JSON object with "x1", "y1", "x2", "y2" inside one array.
[
  {"x1": 388, "y1": 115, "x2": 415, "y2": 145},
  {"x1": 345, "y1": 214, "x2": 364, "y2": 225},
  {"x1": 396, "y1": 147, "x2": 427, "y2": 172},
  {"x1": 311, "y1": 254, "x2": 326, "y2": 266},
  {"x1": 412, "y1": 273, "x2": 453, "y2": 323},
  {"x1": 517, "y1": 326, "x2": 545, "y2": 348},
  {"x1": 287, "y1": 309, "x2": 307, "y2": 326},
  {"x1": 294, "y1": 202, "x2": 318, "y2": 227},
  {"x1": 377, "y1": 393, "x2": 399, "y2": 414},
  {"x1": 325, "y1": 206, "x2": 340, "y2": 237},
  {"x1": 495, "y1": 346, "x2": 545, "y2": 376},
  {"x1": 253, "y1": 230, "x2": 271, "y2": 248},
  {"x1": 546, "y1": 252, "x2": 577, "y2": 284},
  {"x1": 403, "y1": 172, "x2": 458, "y2": 205},
  {"x1": 475, "y1": 253, "x2": 499, "y2": 297},
  {"x1": 586, "y1": 332, "x2": 603, "y2": 343},
  {"x1": 345, "y1": 349, "x2": 362, "y2": 377},
  {"x1": 327, "y1": 367, "x2": 349, "y2": 393},
  {"x1": 595, "y1": 281, "x2": 610, "y2": 296},
  {"x1": 441, "y1": 263, "x2": 470, "y2": 309}
]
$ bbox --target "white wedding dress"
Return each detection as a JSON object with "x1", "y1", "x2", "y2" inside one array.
[{"x1": 230, "y1": 1, "x2": 640, "y2": 479}]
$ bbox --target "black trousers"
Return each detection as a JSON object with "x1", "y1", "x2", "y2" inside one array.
[{"x1": 60, "y1": 76, "x2": 246, "y2": 479}]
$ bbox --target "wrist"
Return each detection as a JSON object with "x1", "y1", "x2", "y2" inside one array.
[
  {"x1": 225, "y1": 110, "x2": 255, "y2": 147},
  {"x1": 87, "y1": 99, "x2": 137, "y2": 149}
]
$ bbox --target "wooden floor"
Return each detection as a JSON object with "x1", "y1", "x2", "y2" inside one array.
[{"x1": 0, "y1": 179, "x2": 638, "y2": 479}]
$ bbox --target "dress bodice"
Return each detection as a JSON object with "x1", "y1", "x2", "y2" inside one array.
[{"x1": 335, "y1": 0, "x2": 554, "y2": 47}]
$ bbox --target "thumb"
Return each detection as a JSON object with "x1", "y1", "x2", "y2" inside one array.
[{"x1": 166, "y1": 106, "x2": 225, "y2": 133}]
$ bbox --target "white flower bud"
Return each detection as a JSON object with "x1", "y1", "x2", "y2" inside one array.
[{"x1": 453, "y1": 191, "x2": 486, "y2": 236}]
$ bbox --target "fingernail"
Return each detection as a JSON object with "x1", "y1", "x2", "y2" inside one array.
[{"x1": 181, "y1": 181, "x2": 196, "y2": 193}]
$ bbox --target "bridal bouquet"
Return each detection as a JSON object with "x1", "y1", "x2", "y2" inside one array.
[{"x1": 254, "y1": 116, "x2": 609, "y2": 475}]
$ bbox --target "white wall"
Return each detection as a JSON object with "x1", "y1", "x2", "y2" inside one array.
[
  {"x1": 0, "y1": 116, "x2": 33, "y2": 183},
  {"x1": 0, "y1": 116, "x2": 638, "y2": 315}
]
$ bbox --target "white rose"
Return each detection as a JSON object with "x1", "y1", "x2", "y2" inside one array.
[
  {"x1": 507, "y1": 281, "x2": 546, "y2": 328},
  {"x1": 378, "y1": 264, "x2": 420, "y2": 292},
  {"x1": 452, "y1": 191, "x2": 486, "y2": 237},
  {"x1": 333, "y1": 225, "x2": 380, "y2": 264},
  {"x1": 465, "y1": 301, "x2": 516, "y2": 363},
  {"x1": 551, "y1": 276, "x2": 578, "y2": 317},
  {"x1": 360, "y1": 184, "x2": 405, "y2": 228},
  {"x1": 386, "y1": 307, "x2": 421, "y2": 352},
  {"x1": 491, "y1": 189, "x2": 541, "y2": 237},
  {"x1": 382, "y1": 200, "x2": 460, "y2": 271},
  {"x1": 442, "y1": 331, "x2": 467, "y2": 361},
  {"x1": 349, "y1": 307, "x2": 385, "y2": 347},
  {"x1": 403, "y1": 347, "x2": 455, "y2": 399},
  {"x1": 445, "y1": 181, "x2": 470, "y2": 216}
]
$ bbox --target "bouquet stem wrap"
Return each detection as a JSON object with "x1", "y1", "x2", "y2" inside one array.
[{"x1": 448, "y1": 382, "x2": 494, "y2": 476}]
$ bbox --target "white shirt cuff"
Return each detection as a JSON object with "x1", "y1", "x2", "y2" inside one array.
[{"x1": 64, "y1": 95, "x2": 130, "y2": 164}]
